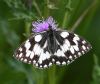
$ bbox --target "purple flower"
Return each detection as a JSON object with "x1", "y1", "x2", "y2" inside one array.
[{"x1": 32, "y1": 16, "x2": 58, "y2": 33}]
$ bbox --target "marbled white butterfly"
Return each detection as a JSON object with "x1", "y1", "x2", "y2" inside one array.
[{"x1": 14, "y1": 16, "x2": 92, "y2": 69}]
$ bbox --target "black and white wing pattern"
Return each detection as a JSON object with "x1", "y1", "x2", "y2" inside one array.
[
  {"x1": 52, "y1": 30, "x2": 92, "y2": 65},
  {"x1": 14, "y1": 30, "x2": 92, "y2": 69},
  {"x1": 14, "y1": 33, "x2": 52, "y2": 68}
]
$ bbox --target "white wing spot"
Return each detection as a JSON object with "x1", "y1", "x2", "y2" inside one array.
[
  {"x1": 82, "y1": 51, "x2": 85, "y2": 54},
  {"x1": 20, "y1": 58, "x2": 23, "y2": 61},
  {"x1": 73, "y1": 36, "x2": 79, "y2": 45},
  {"x1": 62, "y1": 61, "x2": 66, "y2": 65},
  {"x1": 24, "y1": 59, "x2": 27, "y2": 62},
  {"x1": 65, "y1": 39, "x2": 70, "y2": 47},
  {"x1": 52, "y1": 59, "x2": 55, "y2": 62},
  {"x1": 73, "y1": 36, "x2": 80, "y2": 41},
  {"x1": 74, "y1": 55, "x2": 77, "y2": 58},
  {"x1": 30, "y1": 51, "x2": 34, "y2": 59},
  {"x1": 45, "y1": 51, "x2": 51, "y2": 58},
  {"x1": 78, "y1": 52, "x2": 81, "y2": 56},
  {"x1": 70, "y1": 46, "x2": 75, "y2": 54},
  {"x1": 55, "y1": 49, "x2": 65, "y2": 57},
  {"x1": 55, "y1": 49, "x2": 62, "y2": 57},
  {"x1": 60, "y1": 32, "x2": 69, "y2": 38},
  {"x1": 35, "y1": 45, "x2": 42, "y2": 55},
  {"x1": 33, "y1": 60, "x2": 36, "y2": 64},
  {"x1": 16, "y1": 54, "x2": 18, "y2": 57},
  {"x1": 73, "y1": 45, "x2": 79, "y2": 51},
  {"x1": 74, "y1": 34, "x2": 78, "y2": 37},
  {"x1": 35, "y1": 63, "x2": 38, "y2": 67},
  {"x1": 35, "y1": 35, "x2": 42, "y2": 42},
  {"x1": 19, "y1": 53, "x2": 22, "y2": 57},
  {"x1": 43, "y1": 41, "x2": 47, "y2": 48},
  {"x1": 67, "y1": 60, "x2": 70, "y2": 64},
  {"x1": 25, "y1": 40, "x2": 31, "y2": 50},
  {"x1": 26, "y1": 50, "x2": 31, "y2": 57},
  {"x1": 44, "y1": 65, "x2": 47, "y2": 68},
  {"x1": 38, "y1": 50, "x2": 50, "y2": 64},
  {"x1": 87, "y1": 46, "x2": 90, "y2": 50},
  {"x1": 34, "y1": 44, "x2": 42, "y2": 55},
  {"x1": 61, "y1": 44, "x2": 69, "y2": 52},
  {"x1": 40, "y1": 65, "x2": 42, "y2": 68},
  {"x1": 82, "y1": 40, "x2": 86, "y2": 44},
  {"x1": 69, "y1": 56, "x2": 72, "y2": 59},
  {"x1": 56, "y1": 61, "x2": 60, "y2": 65},
  {"x1": 49, "y1": 62, "x2": 52, "y2": 66},
  {"x1": 82, "y1": 45, "x2": 86, "y2": 50},
  {"x1": 19, "y1": 48, "x2": 22, "y2": 51}
]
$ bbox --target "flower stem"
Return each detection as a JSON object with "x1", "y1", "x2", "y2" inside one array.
[
  {"x1": 71, "y1": 0, "x2": 98, "y2": 32},
  {"x1": 48, "y1": 65, "x2": 56, "y2": 84},
  {"x1": 38, "y1": 70, "x2": 44, "y2": 84},
  {"x1": 62, "y1": 0, "x2": 72, "y2": 28},
  {"x1": 33, "y1": 0, "x2": 42, "y2": 17},
  {"x1": 25, "y1": 21, "x2": 31, "y2": 37},
  {"x1": 44, "y1": 0, "x2": 50, "y2": 17}
]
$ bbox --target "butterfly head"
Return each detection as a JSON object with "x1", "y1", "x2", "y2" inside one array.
[{"x1": 32, "y1": 16, "x2": 58, "y2": 33}]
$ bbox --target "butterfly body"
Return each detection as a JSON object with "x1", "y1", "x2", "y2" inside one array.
[{"x1": 14, "y1": 17, "x2": 92, "y2": 69}]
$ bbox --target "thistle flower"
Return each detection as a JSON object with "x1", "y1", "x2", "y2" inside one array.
[{"x1": 32, "y1": 16, "x2": 58, "y2": 33}]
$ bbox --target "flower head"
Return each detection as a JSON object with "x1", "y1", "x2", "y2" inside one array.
[{"x1": 32, "y1": 16, "x2": 58, "y2": 33}]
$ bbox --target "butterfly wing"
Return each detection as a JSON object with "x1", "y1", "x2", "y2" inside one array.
[
  {"x1": 14, "y1": 32, "x2": 53, "y2": 68},
  {"x1": 52, "y1": 30, "x2": 92, "y2": 65}
]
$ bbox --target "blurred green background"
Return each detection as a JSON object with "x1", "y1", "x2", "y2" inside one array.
[{"x1": 0, "y1": 0, "x2": 100, "y2": 84}]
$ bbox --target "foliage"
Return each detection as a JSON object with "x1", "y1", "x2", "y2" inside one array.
[{"x1": 0, "y1": 0, "x2": 100, "y2": 84}]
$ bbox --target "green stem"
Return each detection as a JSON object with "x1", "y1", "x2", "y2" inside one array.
[
  {"x1": 44, "y1": 0, "x2": 50, "y2": 17},
  {"x1": 33, "y1": 0, "x2": 42, "y2": 17},
  {"x1": 25, "y1": 21, "x2": 31, "y2": 37},
  {"x1": 92, "y1": 54, "x2": 100, "y2": 84},
  {"x1": 62, "y1": 0, "x2": 72, "y2": 28},
  {"x1": 37, "y1": 70, "x2": 44, "y2": 84},
  {"x1": 48, "y1": 65, "x2": 56, "y2": 84},
  {"x1": 71, "y1": 0, "x2": 98, "y2": 32},
  {"x1": 56, "y1": 67, "x2": 68, "y2": 84},
  {"x1": 62, "y1": 12, "x2": 70, "y2": 28},
  {"x1": 26, "y1": 71, "x2": 34, "y2": 84},
  {"x1": 93, "y1": 54, "x2": 99, "y2": 66}
]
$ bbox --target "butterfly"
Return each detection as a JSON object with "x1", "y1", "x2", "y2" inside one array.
[{"x1": 14, "y1": 16, "x2": 92, "y2": 69}]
